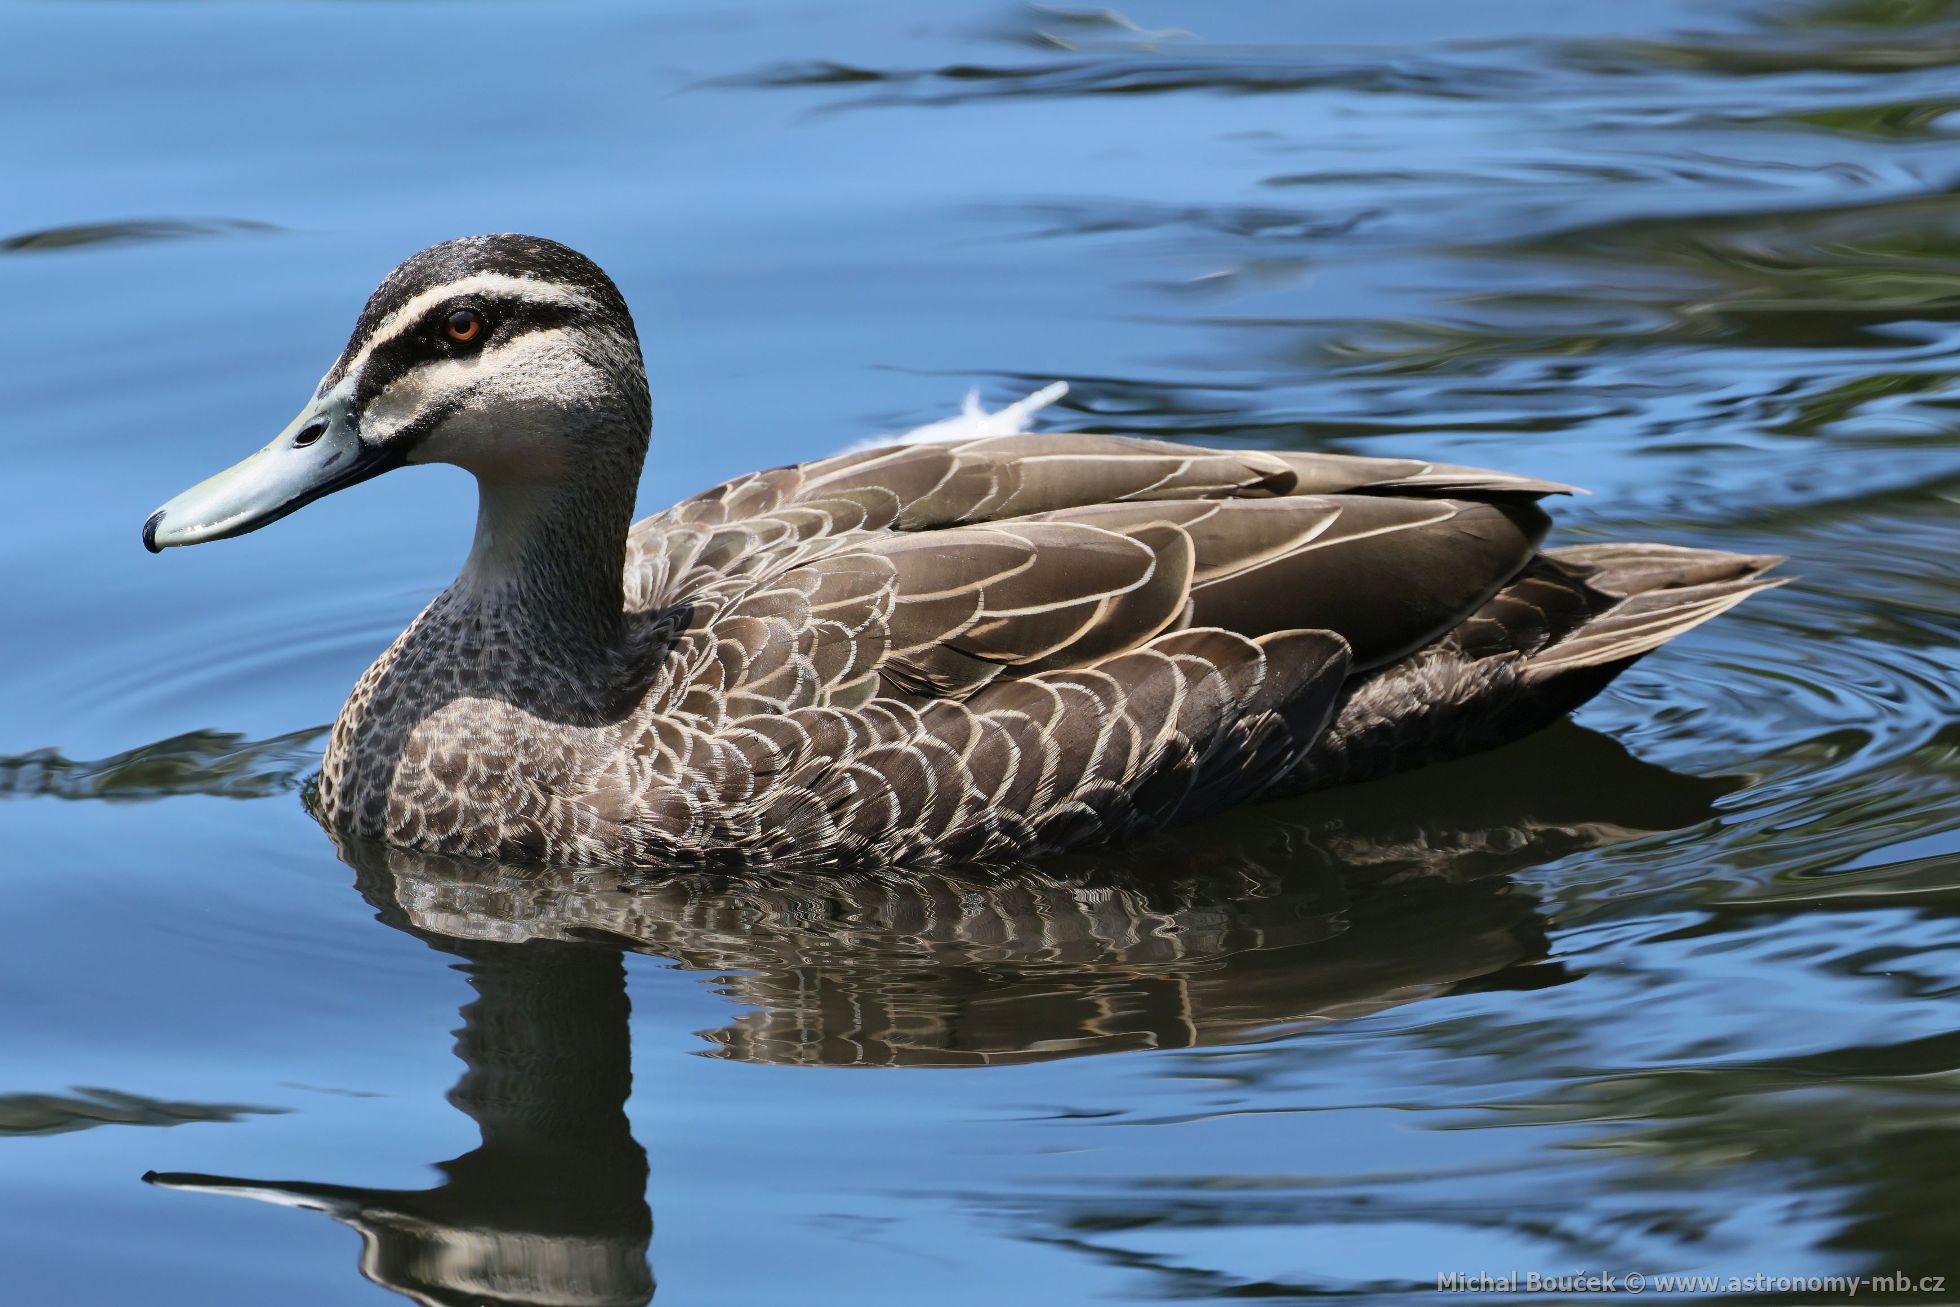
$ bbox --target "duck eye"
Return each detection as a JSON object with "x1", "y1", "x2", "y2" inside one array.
[{"x1": 444, "y1": 308, "x2": 483, "y2": 344}]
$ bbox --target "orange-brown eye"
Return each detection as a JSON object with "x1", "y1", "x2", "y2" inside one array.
[{"x1": 445, "y1": 309, "x2": 483, "y2": 343}]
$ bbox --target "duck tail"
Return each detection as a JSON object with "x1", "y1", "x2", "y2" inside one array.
[
  {"x1": 1283, "y1": 544, "x2": 1783, "y2": 794},
  {"x1": 1522, "y1": 543, "x2": 1786, "y2": 680}
]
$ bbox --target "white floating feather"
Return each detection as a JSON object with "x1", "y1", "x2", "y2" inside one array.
[{"x1": 844, "y1": 382, "x2": 1069, "y2": 452}]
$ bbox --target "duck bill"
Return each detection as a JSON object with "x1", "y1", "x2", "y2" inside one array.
[{"x1": 142, "y1": 393, "x2": 401, "y2": 552}]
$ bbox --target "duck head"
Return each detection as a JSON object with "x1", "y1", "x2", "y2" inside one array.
[{"x1": 143, "y1": 234, "x2": 649, "y2": 553}]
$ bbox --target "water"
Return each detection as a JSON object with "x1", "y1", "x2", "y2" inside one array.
[{"x1": 2, "y1": 1, "x2": 1957, "y2": 1302}]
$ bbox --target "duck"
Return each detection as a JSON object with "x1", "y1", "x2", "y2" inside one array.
[{"x1": 144, "y1": 233, "x2": 1782, "y2": 869}]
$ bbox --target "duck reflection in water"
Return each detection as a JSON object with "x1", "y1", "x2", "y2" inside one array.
[
  {"x1": 147, "y1": 722, "x2": 1735, "y2": 1305},
  {"x1": 149, "y1": 936, "x2": 653, "y2": 1307}
]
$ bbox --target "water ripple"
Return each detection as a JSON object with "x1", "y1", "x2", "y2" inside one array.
[
  {"x1": 0, "y1": 1088, "x2": 283, "y2": 1138},
  {"x1": 0, "y1": 218, "x2": 277, "y2": 254},
  {"x1": 0, "y1": 727, "x2": 324, "y2": 803}
]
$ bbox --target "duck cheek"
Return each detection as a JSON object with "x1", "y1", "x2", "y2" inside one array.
[
  {"x1": 399, "y1": 417, "x2": 469, "y2": 468},
  {"x1": 406, "y1": 406, "x2": 570, "y2": 482}
]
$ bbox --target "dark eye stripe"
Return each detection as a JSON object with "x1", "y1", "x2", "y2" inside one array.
[
  {"x1": 320, "y1": 238, "x2": 639, "y2": 393},
  {"x1": 351, "y1": 297, "x2": 580, "y2": 412}
]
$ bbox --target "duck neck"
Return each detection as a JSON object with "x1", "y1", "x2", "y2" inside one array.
[{"x1": 451, "y1": 463, "x2": 636, "y2": 669}]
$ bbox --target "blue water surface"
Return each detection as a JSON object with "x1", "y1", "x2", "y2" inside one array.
[{"x1": 3, "y1": 1, "x2": 1958, "y2": 1303}]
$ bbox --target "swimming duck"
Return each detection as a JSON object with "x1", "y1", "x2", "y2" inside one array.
[{"x1": 144, "y1": 234, "x2": 1781, "y2": 869}]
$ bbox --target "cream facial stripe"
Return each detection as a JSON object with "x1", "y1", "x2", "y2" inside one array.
[
  {"x1": 364, "y1": 327, "x2": 603, "y2": 445},
  {"x1": 321, "y1": 273, "x2": 601, "y2": 399}
]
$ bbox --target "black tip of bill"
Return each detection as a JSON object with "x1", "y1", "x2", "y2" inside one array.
[{"x1": 142, "y1": 509, "x2": 164, "y2": 554}]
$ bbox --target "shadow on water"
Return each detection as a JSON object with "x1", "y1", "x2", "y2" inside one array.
[{"x1": 145, "y1": 722, "x2": 1733, "y2": 1305}]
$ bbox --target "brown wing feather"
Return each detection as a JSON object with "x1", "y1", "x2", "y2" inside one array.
[
  {"x1": 628, "y1": 434, "x2": 1575, "y2": 610},
  {"x1": 1182, "y1": 496, "x2": 1549, "y2": 666},
  {"x1": 844, "y1": 520, "x2": 1193, "y2": 699},
  {"x1": 635, "y1": 444, "x2": 1553, "y2": 733},
  {"x1": 607, "y1": 432, "x2": 1674, "y2": 865},
  {"x1": 1014, "y1": 494, "x2": 1549, "y2": 669},
  {"x1": 1268, "y1": 450, "x2": 1582, "y2": 499}
]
